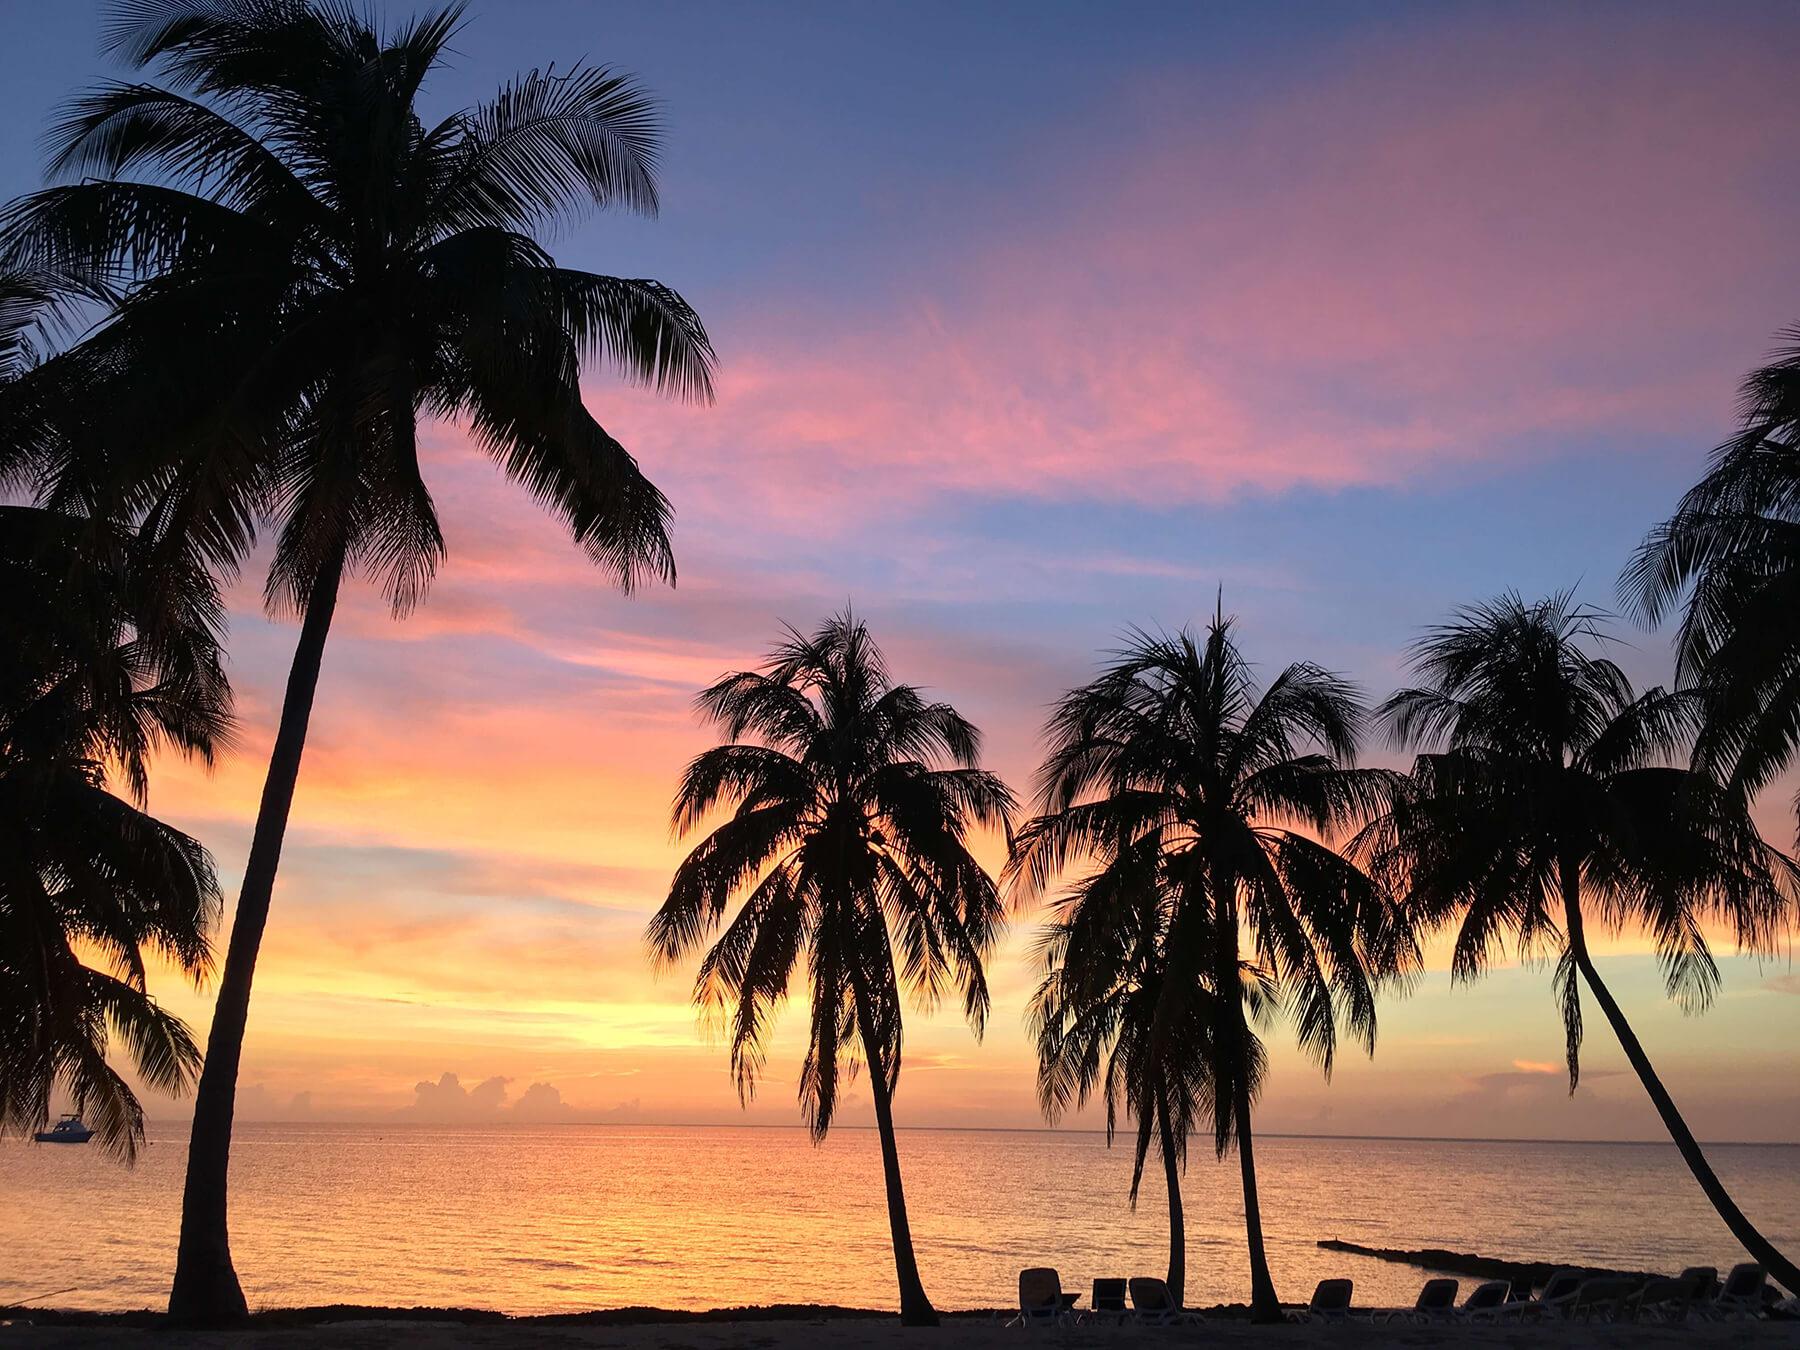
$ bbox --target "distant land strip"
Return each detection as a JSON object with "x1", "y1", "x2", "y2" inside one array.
[{"x1": 1316, "y1": 1239, "x2": 1660, "y2": 1289}]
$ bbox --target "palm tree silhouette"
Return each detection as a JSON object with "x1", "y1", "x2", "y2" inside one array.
[
  {"x1": 1361, "y1": 592, "x2": 1798, "y2": 1295},
  {"x1": 647, "y1": 613, "x2": 1013, "y2": 1326},
  {"x1": 1009, "y1": 617, "x2": 1411, "y2": 1322},
  {"x1": 0, "y1": 2, "x2": 712, "y2": 1322},
  {"x1": 1028, "y1": 830, "x2": 1225, "y2": 1305},
  {"x1": 0, "y1": 505, "x2": 229, "y2": 1159},
  {"x1": 1625, "y1": 330, "x2": 1800, "y2": 812}
]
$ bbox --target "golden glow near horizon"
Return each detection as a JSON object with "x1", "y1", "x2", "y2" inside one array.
[{"x1": 119, "y1": 512, "x2": 1800, "y2": 1144}]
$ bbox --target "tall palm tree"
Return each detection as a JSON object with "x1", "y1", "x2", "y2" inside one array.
[
  {"x1": 1008, "y1": 618, "x2": 1411, "y2": 1322},
  {"x1": 0, "y1": 2, "x2": 713, "y2": 1322},
  {"x1": 1624, "y1": 331, "x2": 1800, "y2": 814},
  {"x1": 1361, "y1": 593, "x2": 1798, "y2": 1295},
  {"x1": 647, "y1": 613, "x2": 1013, "y2": 1327},
  {"x1": 1028, "y1": 831, "x2": 1227, "y2": 1306},
  {"x1": 0, "y1": 504, "x2": 229, "y2": 1160}
]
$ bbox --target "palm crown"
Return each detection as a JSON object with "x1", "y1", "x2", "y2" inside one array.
[
  {"x1": 1625, "y1": 332, "x2": 1800, "y2": 806},
  {"x1": 1362, "y1": 591, "x2": 1799, "y2": 1293},
  {"x1": 649, "y1": 613, "x2": 1014, "y2": 1134},
  {"x1": 1010, "y1": 621, "x2": 1410, "y2": 1104},
  {"x1": 0, "y1": 505, "x2": 227, "y2": 1158},
  {"x1": 647, "y1": 612, "x2": 1012, "y2": 1326},
  {"x1": 1363, "y1": 592, "x2": 1791, "y2": 1080},
  {"x1": 1030, "y1": 833, "x2": 1225, "y2": 1197},
  {"x1": 1028, "y1": 830, "x2": 1227, "y2": 1304},
  {"x1": 0, "y1": 0, "x2": 714, "y2": 609},
  {"x1": 1007, "y1": 617, "x2": 1411, "y2": 1319}
]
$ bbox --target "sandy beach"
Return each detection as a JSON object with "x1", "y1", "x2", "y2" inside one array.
[{"x1": 4, "y1": 1311, "x2": 1798, "y2": 1349}]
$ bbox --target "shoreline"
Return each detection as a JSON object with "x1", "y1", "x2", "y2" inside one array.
[{"x1": 2, "y1": 1306, "x2": 1796, "y2": 1349}]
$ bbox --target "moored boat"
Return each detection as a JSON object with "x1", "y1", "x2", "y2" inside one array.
[{"x1": 34, "y1": 1114, "x2": 93, "y2": 1144}]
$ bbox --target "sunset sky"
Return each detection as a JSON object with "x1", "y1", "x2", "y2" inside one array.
[{"x1": 5, "y1": 0, "x2": 1798, "y2": 1142}]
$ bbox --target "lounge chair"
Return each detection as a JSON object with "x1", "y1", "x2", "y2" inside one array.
[
  {"x1": 1287, "y1": 1278, "x2": 1355, "y2": 1323},
  {"x1": 1374, "y1": 1277, "x2": 1458, "y2": 1324},
  {"x1": 1630, "y1": 1268, "x2": 1713, "y2": 1324},
  {"x1": 1568, "y1": 1276, "x2": 1639, "y2": 1323},
  {"x1": 1089, "y1": 1278, "x2": 1129, "y2": 1325},
  {"x1": 1128, "y1": 1276, "x2": 1203, "y2": 1326},
  {"x1": 1711, "y1": 1263, "x2": 1767, "y2": 1320},
  {"x1": 1456, "y1": 1280, "x2": 1512, "y2": 1322},
  {"x1": 1522, "y1": 1268, "x2": 1586, "y2": 1319},
  {"x1": 1011, "y1": 1267, "x2": 1069, "y2": 1327},
  {"x1": 1680, "y1": 1266, "x2": 1720, "y2": 1301}
]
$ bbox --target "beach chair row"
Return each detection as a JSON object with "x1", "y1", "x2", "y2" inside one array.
[
  {"x1": 1009, "y1": 1261, "x2": 1779, "y2": 1328},
  {"x1": 1009, "y1": 1269, "x2": 1204, "y2": 1327},
  {"x1": 1291, "y1": 1261, "x2": 1777, "y2": 1326}
]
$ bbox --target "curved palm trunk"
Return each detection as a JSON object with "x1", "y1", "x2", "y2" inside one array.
[
  {"x1": 1563, "y1": 886, "x2": 1797, "y2": 1295},
  {"x1": 855, "y1": 1017, "x2": 938, "y2": 1327},
  {"x1": 169, "y1": 557, "x2": 343, "y2": 1325},
  {"x1": 1156, "y1": 1092, "x2": 1185, "y2": 1306}
]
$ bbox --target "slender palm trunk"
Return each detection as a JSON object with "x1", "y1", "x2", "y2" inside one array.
[
  {"x1": 1214, "y1": 871, "x2": 1281, "y2": 1322},
  {"x1": 856, "y1": 1017, "x2": 938, "y2": 1326},
  {"x1": 1156, "y1": 1093, "x2": 1185, "y2": 1305},
  {"x1": 168, "y1": 557, "x2": 343, "y2": 1325},
  {"x1": 1562, "y1": 876, "x2": 1798, "y2": 1295},
  {"x1": 1232, "y1": 1068, "x2": 1281, "y2": 1320}
]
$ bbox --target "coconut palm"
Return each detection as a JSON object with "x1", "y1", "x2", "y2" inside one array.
[
  {"x1": 1008, "y1": 618, "x2": 1412, "y2": 1322},
  {"x1": 1624, "y1": 331, "x2": 1800, "y2": 814},
  {"x1": 1361, "y1": 592, "x2": 1797, "y2": 1295},
  {"x1": 1028, "y1": 830, "x2": 1227, "y2": 1306},
  {"x1": 0, "y1": 1, "x2": 712, "y2": 1322},
  {"x1": 647, "y1": 613, "x2": 1013, "y2": 1326},
  {"x1": 0, "y1": 504, "x2": 229, "y2": 1160}
]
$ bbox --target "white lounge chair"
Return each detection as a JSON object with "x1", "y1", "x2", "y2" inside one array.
[
  {"x1": 1568, "y1": 1276, "x2": 1639, "y2": 1323},
  {"x1": 1128, "y1": 1276, "x2": 1203, "y2": 1326},
  {"x1": 1630, "y1": 1268, "x2": 1712, "y2": 1324},
  {"x1": 1522, "y1": 1268, "x2": 1586, "y2": 1319},
  {"x1": 1456, "y1": 1280, "x2": 1512, "y2": 1322},
  {"x1": 1711, "y1": 1263, "x2": 1767, "y2": 1320},
  {"x1": 1375, "y1": 1277, "x2": 1458, "y2": 1324},
  {"x1": 1010, "y1": 1267, "x2": 1069, "y2": 1327},
  {"x1": 1287, "y1": 1278, "x2": 1354, "y2": 1323}
]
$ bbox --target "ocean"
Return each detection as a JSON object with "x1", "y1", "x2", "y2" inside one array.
[{"x1": 2, "y1": 1124, "x2": 1794, "y2": 1314}]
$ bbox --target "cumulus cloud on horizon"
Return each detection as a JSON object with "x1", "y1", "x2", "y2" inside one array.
[{"x1": 396, "y1": 1072, "x2": 575, "y2": 1123}]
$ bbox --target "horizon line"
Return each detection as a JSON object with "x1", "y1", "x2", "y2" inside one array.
[{"x1": 128, "y1": 1120, "x2": 1800, "y2": 1149}]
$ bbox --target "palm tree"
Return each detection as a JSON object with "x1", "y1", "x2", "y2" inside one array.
[
  {"x1": 1028, "y1": 831, "x2": 1226, "y2": 1306},
  {"x1": 647, "y1": 613, "x2": 1013, "y2": 1326},
  {"x1": 0, "y1": 2, "x2": 713, "y2": 1322},
  {"x1": 0, "y1": 504, "x2": 229, "y2": 1160},
  {"x1": 1624, "y1": 331, "x2": 1800, "y2": 814},
  {"x1": 1361, "y1": 592, "x2": 1798, "y2": 1295},
  {"x1": 1007, "y1": 618, "x2": 1412, "y2": 1322}
]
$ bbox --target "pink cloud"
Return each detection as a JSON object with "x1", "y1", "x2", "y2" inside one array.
[{"x1": 585, "y1": 11, "x2": 1799, "y2": 532}]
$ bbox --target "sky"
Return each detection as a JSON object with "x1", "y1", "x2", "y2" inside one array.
[{"x1": 3, "y1": 0, "x2": 1798, "y2": 1143}]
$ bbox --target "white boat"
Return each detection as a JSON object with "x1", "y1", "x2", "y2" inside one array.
[{"x1": 34, "y1": 1114, "x2": 94, "y2": 1144}]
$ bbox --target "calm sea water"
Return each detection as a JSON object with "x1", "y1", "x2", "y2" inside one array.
[{"x1": 2, "y1": 1124, "x2": 1794, "y2": 1314}]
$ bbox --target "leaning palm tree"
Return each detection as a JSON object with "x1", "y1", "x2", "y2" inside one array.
[
  {"x1": 647, "y1": 613, "x2": 1013, "y2": 1326},
  {"x1": 1029, "y1": 831, "x2": 1226, "y2": 1306},
  {"x1": 1625, "y1": 330, "x2": 1800, "y2": 813},
  {"x1": 1361, "y1": 593, "x2": 1797, "y2": 1295},
  {"x1": 0, "y1": 504, "x2": 229, "y2": 1160},
  {"x1": 1008, "y1": 618, "x2": 1412, "y2": 1322},
  {"x1": 0, "y1": 1, "x2": 712, "y2": 1322}
]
